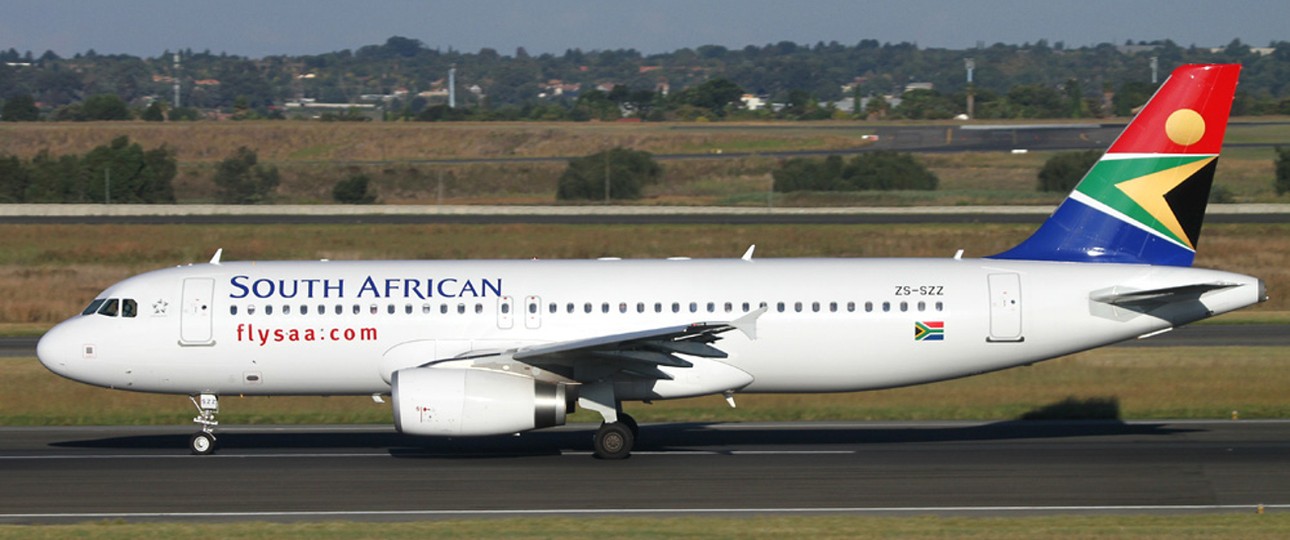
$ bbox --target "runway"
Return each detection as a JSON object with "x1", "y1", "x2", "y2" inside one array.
[{"x1": 1, "y1": 420, "x2": 1288, "y2": 523}]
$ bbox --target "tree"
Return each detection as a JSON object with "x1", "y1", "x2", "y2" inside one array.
[
  {"x1": 556, "y1": 147, "x2": 661, "y2": 201},
  {"x1": 674, "y1": 78, "x2": 744, "y2": 117},
  {"x1": 1276, "y1": 146, "x2": 1290, "y2": 196},
  {"x1": 213, "y1": 147, "x2": 279, "y2": 204},
  {"x1": 1038, "y1": 150, "x2": 1100, "y2": 192},
  {"x1": 0, "y1": 154, "x2": 30, "y2": 202},
  {"x1": 81, "y1": 136, "x2": 177, "y2": 203},
  {"x1": 81, "y1": 94, "x2": 131, "y2": 120},
  {"x1": 332, "y1": 174, "x2": 377, "y2": 204},
  {"x1": 141, "y1": 101, "x2": 165, "y2": 122},
  {"x1": 842, "y1": 152, "x2": 938, "y2": 190},
  {"x1": 2, "y1": 94, "x2": 39, "y2": 121}
]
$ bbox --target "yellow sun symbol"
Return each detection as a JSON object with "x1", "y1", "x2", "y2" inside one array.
[{"x1": 1165, "y1": 108, "x2": 1205, "y2": 146}]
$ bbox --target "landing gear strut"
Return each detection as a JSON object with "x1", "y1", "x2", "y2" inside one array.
[
  {"x1": 188, "y1": 393, "x2": 219, "y2": 455},
  {"x1": 580, "y1": 382, "x2": 636, "y2": 459}
]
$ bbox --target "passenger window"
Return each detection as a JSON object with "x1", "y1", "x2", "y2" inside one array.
[
  {"x1": 405, "y1": 304, "x2": 413, "y2": 315},
  {"x1": 457, "y1": 304, "x2": 466, "y2": 314},
  {"x1": 602, "y1": 302, "x2": 610, "y2": 314},
  {"x1": 440, "y1": 304, "x2": 449, "y2": 314},
  {"x1": 265, "y1": 305, "x2": 274, "y2": 315},
  {"x1": 829, "y1": 302, "x2": 837, "y2": 313},
  {"x1": 230, "y1": 305, "x2": 238, "y2": 316},
  {"x1": 82, "y1": 299, "x2": 106, "y2": 316},
  {"x1": 636, "y1": 302, "x2": 645, "y2": 313},
  {"x1": 936, "y1": 301, "x2": 944, "y2": 312},
  {"x1": 865, "y1": 301, "x2": 873, "y2": 312},
  {"x1": 370, "y1": 304, "x2": 378, "y2": 315},
  {"x1": 387, "y1": 304, "x2": 395, "y2": 315},
  {"x1": 794, "y1": 302, "x2": 803, "y2": 313},
  {"x1": 619, "y1": 302, "x2": 627, "y2": 314},
  {"x1": 475, "y1": 303, "x2": 483, "y2": 314},
  {"x1": 423, "y1": 304, "x2": 432, "y2": 314},
  {"x1": 776, "y1": 302, "x2": 785, "y2": 313},
  {"x1": 548, "y1": 303, "x2": 557, "y2": 314},
  {"x1": 917, "y1": 301, "x2": 926, "y2": 312},
  {"x1": 248, "y1": 305, "x2": 257, "y2": 315},
  {"x1": 566, "y1": 303, "x2": 575, "y2": 314},
  {"x1": 706, "y1": 302, "x2": 715, "y2": 313},
  {"x1": 811, "y1": 302, "x2": 820, "y2": 312},
  {"x1": 847, "y1": 302, "x2": 855, "y2": 312},
  {"x1": 528, "y1": 303, "x2": 537, "y2": 314},
  {"x1": 724, "y1": 302, "x2": 733, "y2": 313},
  {"x1": 282, "y1": 305, "x2": 291, "y2": 315},
  {"x1": 881, "y1": 302, "x2": 890, "y2": 312},
  {"x1": 689, "y1": 302, "x2": 698, "y2": 313},
  {"x1": 301, "y1": 305, "x2": 309, "y2": 315},
  {"x1": 318, "y1": 304, "x2": 325, "y2": 315},
  {"x1": 501, "y1": 303, "x2": 511, "y2": 314},
  {"x1": 121, "y1": 299, "x2": 137, "y2": 318},
  {"x1": 353, "y1": 304, "x2": 361, "y2": 315},
  {"x1": 741, "y1": 302, "x2": 750, "y2": 312},
  {"x1": 900, "y1": 301, "x2": 908, "y2": 312},
  {"x1": 98, "y1": 299, "x2": 120, "y2": 317},
  {"x1": 584, "y1": 302, "x2": 593, "y2": 314},
  {"x1": 672, "y1": 302, "x2": 680, "y2": 313},
  {"x1": 654, "y1": 302, "x2": 662, "y2": 313}
]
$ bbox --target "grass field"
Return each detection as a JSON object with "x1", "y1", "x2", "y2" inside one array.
[
  {"x1": 2, "y1": 119, "x2": 1287, "y2": 204},
  {"x1": 2, "y1": 514, "x2": 1288, "y2": 540}
]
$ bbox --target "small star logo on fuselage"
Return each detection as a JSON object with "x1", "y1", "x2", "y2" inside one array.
[{"x1": 152, "y1": 300, "x2": 169, "y2": 315}]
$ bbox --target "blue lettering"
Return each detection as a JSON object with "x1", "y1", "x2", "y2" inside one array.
[
  {"x1": 437, "y1": 278, "x2": 458, "y2": 298},
  {"x1": 384, "y1": 278, "x2": 400, "y2": 298},
  {"x1": 357, "y1": 276, "x2": 379, "y2": 298},
  {"x1": 302, "y1": 279, "x2": 320, "y2": 298},
  {"x1": 405, "y1": 279, "x2": 425, "y2": 300},
  {"x1": 252, "y1": 279, "x2": 275, "y2": 299},
  {"x1": 230, "y1": 275, "x2": 250, "y2": 299},
  {"x1": 324, "y1": 279, "x2": 344, "y2": 298},
  {"x1": 279, "y1": 279, "x2": 298, "y2": 299},
  {"x1": 482, "y1": 278, "x2": 502, "y2": 298},
  {"x1": 459, "y1": 280, "x2": 478, "y2": 297}
]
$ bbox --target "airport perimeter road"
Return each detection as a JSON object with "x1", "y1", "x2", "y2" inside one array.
[{"x1": 1, "y1": 420, "x2": 1287, "y2": 523}]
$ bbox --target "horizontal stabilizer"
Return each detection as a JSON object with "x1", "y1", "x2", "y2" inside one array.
[{"x1": 1090, "y1": 282, "x2": 1239, "y2": 306}]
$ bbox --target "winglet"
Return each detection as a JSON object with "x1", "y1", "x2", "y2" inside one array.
[
  {"x1": 741, "y1": 245, "x2": 756, "y2": 261},
  {"x1": 731, "y1": 306, "x2": 767, "y2": 340},
  {"x1": 209, "y1": 248, "x2": 223, "y2": 265}
]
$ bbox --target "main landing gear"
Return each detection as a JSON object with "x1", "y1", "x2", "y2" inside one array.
[
  {"x1": 188, "y1": 393, "x2": 219, "y2": 455},
  {"x1": 582, "y1": 382, "x2": 639, "y2": 460}
]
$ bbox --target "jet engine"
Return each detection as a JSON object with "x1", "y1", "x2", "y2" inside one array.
[{"x1": 391, "y1": 367, "x2": 568, "y2": 436}]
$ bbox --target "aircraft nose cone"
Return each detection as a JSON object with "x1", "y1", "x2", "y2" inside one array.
[{"x1": 36, "y1": 322, "x2": 77, "y2": 378}]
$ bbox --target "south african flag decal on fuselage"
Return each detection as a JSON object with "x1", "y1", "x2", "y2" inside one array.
[{"x1": 914, "y1": 321, "x2": 944, "y2": 341}]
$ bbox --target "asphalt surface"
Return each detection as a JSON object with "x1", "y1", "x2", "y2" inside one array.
[{"x1": 1, "y1": 420, "x2": 1287, "y2": 523}]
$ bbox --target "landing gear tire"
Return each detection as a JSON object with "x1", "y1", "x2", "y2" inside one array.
[
  {"x1": 618, "y1": 412, "x2": 640, "y2": 439},
  {"x1": 593, "y1": 422, "x2": 634, "y2": 460},
  {"x1": 189, "y1": 432, "x2": 217, "y2": 455}
]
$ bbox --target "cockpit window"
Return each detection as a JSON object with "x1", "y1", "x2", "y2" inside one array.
[
  {"x1": 121, "y1": 299, "x2": 137, "y2": 318},
  {"x1": 82, "y1": 299, "x2": 106, "y2": 316},
  {"x1": 97, "y1": 299, "x2": 120, "y2": 317}
]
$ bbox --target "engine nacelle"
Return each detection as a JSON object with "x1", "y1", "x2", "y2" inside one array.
[{"x1": 392, "y1": 367, "x2": 567, "y2": 436}]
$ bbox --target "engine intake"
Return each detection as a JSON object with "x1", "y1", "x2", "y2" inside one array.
[{"x1": 392, "y1": 368, "x2": 567, "y2": 436}]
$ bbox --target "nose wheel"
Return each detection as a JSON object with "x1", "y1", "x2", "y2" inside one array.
[{"x1": 188, "y1": 393, "x2": 220, "y2": 455}]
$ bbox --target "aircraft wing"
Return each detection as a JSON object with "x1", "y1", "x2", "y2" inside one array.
[{"x1": 429, "y1": 307, "x2": 765, "y2": 381}]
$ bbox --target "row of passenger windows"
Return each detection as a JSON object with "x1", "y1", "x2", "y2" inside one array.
[
  {"x1": 229, "y1": 299, "x2": 945, "y2": 316},
  {"x1": 82, "y1": 298, "x2": 138, "y2": 318}
]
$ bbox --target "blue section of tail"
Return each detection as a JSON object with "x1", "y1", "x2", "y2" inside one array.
[{"x1": 989, "y1": 198, "x2": 1196, "y2": 266}]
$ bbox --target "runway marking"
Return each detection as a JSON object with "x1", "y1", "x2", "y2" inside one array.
[
  {"x1": 3, "y1": 504, "x2": 1288, "y2": 521},
  {"x1": 0, "y1": 449, "x2": 857, "y2": 460}
]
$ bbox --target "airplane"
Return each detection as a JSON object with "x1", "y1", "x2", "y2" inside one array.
[{"x1": 37, "y1": 64, "x2": 1264, "y2": 459}]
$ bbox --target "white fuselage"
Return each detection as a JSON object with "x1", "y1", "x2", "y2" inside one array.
[{"x1": 37, "y1": 257, "x2": 1263, "y2": 398}]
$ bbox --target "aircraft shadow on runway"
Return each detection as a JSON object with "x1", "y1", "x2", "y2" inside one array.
[{"x1": 49, "y1": 419, "x2": 1196, "y2": 459}]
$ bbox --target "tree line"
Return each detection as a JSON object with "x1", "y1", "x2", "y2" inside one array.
[{"x1": 4, "y1": 37, "x2": 1290, "y2": 122}]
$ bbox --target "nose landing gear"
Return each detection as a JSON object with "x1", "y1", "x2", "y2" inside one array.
[{"x1": 188, "y1": 393, "x2": 219, "y2": 455}]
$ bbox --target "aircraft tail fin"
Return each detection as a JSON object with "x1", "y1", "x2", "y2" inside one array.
[{"x1": 989, "y1": 64, "x2": 1240, "y2": 267}]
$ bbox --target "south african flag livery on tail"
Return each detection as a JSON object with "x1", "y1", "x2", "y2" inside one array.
[{"x1": 991, "y1": 64, "x2": 1240, "y2": 267}]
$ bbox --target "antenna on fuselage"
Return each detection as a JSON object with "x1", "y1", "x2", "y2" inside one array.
[
  {"x1": 741, "y1": 245, "x2": 756, "y2": 261},
  {"x1": 209, "y1": 248, "x2": 223, "y2": 265}
]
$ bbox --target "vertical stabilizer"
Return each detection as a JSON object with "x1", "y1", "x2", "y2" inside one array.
[{"x1": 990, "y1": 64, "x2": 1240, "y2": 267}]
